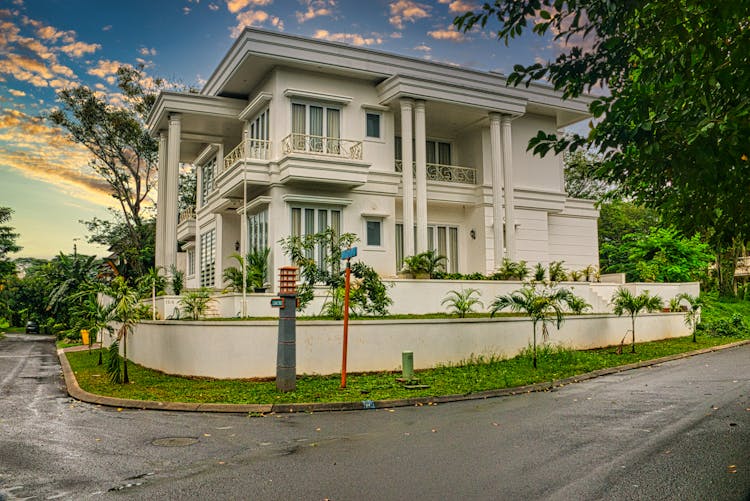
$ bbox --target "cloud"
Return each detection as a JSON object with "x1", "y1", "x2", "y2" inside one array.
[
  {"x1": 59, "y1": 41, "x2": 101, "y2": 57},
  {"x1": 296, "y1": 0, "x2": 335, "y2": 23},
  {"x1": 388, "y1": 0, "x2": 430, "y2": 30},
  {"x1": 226, "y1": 0, "x2": 272, "y2": 14},
  {"x1": 414, "y1": 43, "x2": 431, "y2": 52},
  {"x1": 312, "y1": 29, "x2": 382, "y2": 46},
  {"x1": 139, "y1": 47, "x2": 157, "y2": 56},
  {"x1": 230, "y1": 9, "x2": 284, "y2": 37},
  {"x1": 102, "y1": 24, "x2": 112, "y2": 31},
  {"x1": 87, "y1": 59, "x2": 125, "y2": 79},
  {"x1": 437, "y1": 0, "x2": 479, "y2": 14},
  {"x1": 427, "y1": 25, "x2": 465, "y2": 41},
  {"x1": 208, "y1": 3, "x2": 220, "y2": 10},
  {"x1": 8, "y1": 88, "x2": 26, "y2": 97}
]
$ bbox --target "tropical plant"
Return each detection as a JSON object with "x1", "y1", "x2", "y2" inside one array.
[
  {"x1": 137, "y1": 267, "x2": 165, "y2": 320},
  {"x1": 180, "y1": 288, "x2": 214, "y2": 320},
  {"x1": 490, "y1": 284, "x2": 580, "y2": 368},
  {"x1": 611, "y1": 288, "x2": 664, "y2": 353},
  {"x1": 569, "y1": 270, "x2": 582, "y2": 282},
  {"x1": 533, "y1": 263, "x2": 546, "y2": 282},
  {"x1": 566, "y1": 295, "x2": 591, "y2": 315},
  {"x1": 0, "y1": 207, "x2": 21, "y2": 280},
  {"x1": 581, "y1": 265, "x2": 596, "y2": 283},
  {"x1": 247, "y1": 247, "x2": 270, "y2": 289},
  {"x1": 106, "y1": 277, "x2": 148, "y2": 383},
  {"x1": 441, "y1": 288, "x2": 484, "y2": 318},
  {"x1": 676, "y1": 293, "x2": 702, "y2": 342},
  {"x1": 403, "y1": 250, "x2": 447, "y2": 278},
  {"x1": 493, "y1": 259, "x2": 529, "y2": 281},
  {"x1": 548, "y1": 261, "x2": 567, "y2": 282},
  {"x1": 668, "y1": 297, "x2": 682, "y2": 313},
  {"x1": 169, "y1": 264, "x2": 184, "y2": 295},
  {"x1": 69, "y1": 287, "x2": 115, "y2": 363}
]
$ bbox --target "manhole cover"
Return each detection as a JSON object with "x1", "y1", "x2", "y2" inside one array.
[{"x1": 151, "y1": 437, "x2": 199, "y2": 447}]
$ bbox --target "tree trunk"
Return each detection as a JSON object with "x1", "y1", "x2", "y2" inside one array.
[
  {"x1": 532, "y1": 322, "x2": 537, "y2": 369},
  {"x1": 123, "y1": 333, "x2": 129, "y2": 384},
  {"x1": 631, "y1": 315, "x2": 636, "y2": 353}
]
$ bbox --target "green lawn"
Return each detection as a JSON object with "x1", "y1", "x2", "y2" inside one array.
[{"x1": 66, "y1": 333, "x2": 746, "y2": 405}]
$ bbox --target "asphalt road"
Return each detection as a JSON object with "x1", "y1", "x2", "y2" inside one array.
[{"x1": 0, "y1": 333, "x2": 748, "y2": 500}]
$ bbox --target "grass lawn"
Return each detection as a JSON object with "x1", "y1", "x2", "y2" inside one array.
[{"x1": 66, "y1": 333, "x2": 747, "y2": 405}]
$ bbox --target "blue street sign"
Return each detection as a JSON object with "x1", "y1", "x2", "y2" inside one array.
[
  {"x1": 270, "y1": 297, "x2": 284, "y2": 308},
  {"x1": 341, "y1": 247, "x2": 358, "y2": 260}
]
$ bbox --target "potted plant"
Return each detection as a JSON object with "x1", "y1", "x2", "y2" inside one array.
[{"x1": 401, "y1": 250, "x2": 446, "y2": 279}]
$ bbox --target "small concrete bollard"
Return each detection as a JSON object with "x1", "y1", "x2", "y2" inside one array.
[{"x1": 402, "y1": 351, "x2": 414, "y2": 380}]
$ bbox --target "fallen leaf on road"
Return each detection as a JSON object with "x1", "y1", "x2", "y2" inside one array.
[
  {"x1": 492, "y1": 422, "x2": 499, "y2": 427},
  {"x1": 431, "y1": 429, "x2": 437, "y2": 433},
  {"x1": 117, "y1": 408, "x2": 123, "y2": 412},
  {"x1": 203, "y1": 433, "x2": 211, "y2": 437}
]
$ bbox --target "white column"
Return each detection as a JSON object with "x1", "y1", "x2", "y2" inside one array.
[
  {"x1": 501, "y1": 114, "x2": 516, "y2": 261},
  {"x1": 164, "y1": 113, "x2": 181, "y2": 276},
  {"x1": 414, "y1": 100, "x2": 428, "y2": 253},
  {"x1": 155, "y1": 131, "x2": 167, "y2": 271},
  {"x1": 400, "y1": 98, "x2": 415, "y2": 258},
  {"x1": 489, "y1": 112, "x2": 505, "y2": 266}
]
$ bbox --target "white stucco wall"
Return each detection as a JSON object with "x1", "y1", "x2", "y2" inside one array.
[{"x1": 121, "y1": 312, "x2": 692, "y2": 379}]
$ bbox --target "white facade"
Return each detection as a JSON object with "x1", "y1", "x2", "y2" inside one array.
[{"x1": 147, "y1": 28, "x2": 599, "y2": 292}]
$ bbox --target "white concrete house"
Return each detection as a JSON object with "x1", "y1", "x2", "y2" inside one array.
[{"x1": 147, "y1": 28, "x2": 599, "y2": 293}]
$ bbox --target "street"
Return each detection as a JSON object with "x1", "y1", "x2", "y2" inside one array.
[{"x1": 0, "y1": 333, "x2": 748, "y2": 500}]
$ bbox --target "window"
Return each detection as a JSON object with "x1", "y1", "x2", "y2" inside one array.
[
  {"x1": 365, "y1": 219, "x2": 382, "y2": 247},
  {"x1": 187, "y1": 249, "x2": 195, "y2": 276},
  {"x1": 291, "y1": 206, "x2": 341, "y2": 270},
  {"x1": 395, "y1": 223, "x2": 459, "y2": 273},
  {"x1": 248, "y1": 108, "x2": 270, "y2": 159},
  {"x1": 365, "y1": 112, "x2": 381, "y2": 139},
  {"x1": 247, "y1": 208, "x2": 269, "y2": 253},
  {"x1": 199, "y1": 229, "x2": 216, "y2": 287},
  {"x1": 200, "y1": 157, "x2": 216, "y2": 206},
  {"x1": 292, "y1": 103, "x2": 340, "y2": 153},
  {"x1": 395, "y1": 137, "x2": 451, "y2": 165}
]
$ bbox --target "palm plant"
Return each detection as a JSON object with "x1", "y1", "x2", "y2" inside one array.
[
  {"x1": 533, "y1": 263, "x2": 546, "y2": 282},
  {"x1": 490, "y1": 284, "x2": 579, "y2": 368},
  {"x1": 169, "y1": 264, "x2": 184, "y2": 295},
  {"x1": 137, "y1": 266, "x2": 164, "y2": 320},
  {"x1": 107, "y1": 277, "x2": 148, "y2": 383},
  {"x1": 180, "y1": 288, "x2": 214, "y2": 320},
  {"x1": 582, "y1": 265, "x2": 597, "y2": 282},
  {"x1": 569, "y1": 270, "x2": 582, "y2": 282},
  {"x1": 566, "y1": 295, "x2": 592, "y2": 315},
  {"x1": 402, "y1": 250, "x2": 447, "y2": 278},
  {"x1": 548, "y1": 261, "x2": 567, "y2": 282},
  {"x1": 611, "y1": 288, "x2": 664, "y2": 353},
  {"x1": 676, "y1": 293, "x2": 702, "y2": 342},
  {"x1": 71, "y1": 288, "x2": 114, "y2": 364},
  {"x1": 441, "y1": 288, "x2": 483, "y2": 318}
]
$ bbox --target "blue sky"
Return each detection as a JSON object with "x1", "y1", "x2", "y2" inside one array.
[{"x1": 0, "y1": 0, "x2": 562, "y2": 259}]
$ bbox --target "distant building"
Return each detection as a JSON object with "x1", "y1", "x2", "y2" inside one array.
[{"x1": 147, "y1": 28, "x2": 598, "y2": 291}]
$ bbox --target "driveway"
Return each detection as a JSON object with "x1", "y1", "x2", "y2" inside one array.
[{"x1": 0, "y1": 333, "x2": 748, "y2": 500}]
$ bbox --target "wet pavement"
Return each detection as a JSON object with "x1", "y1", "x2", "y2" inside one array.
[{"x1": 0, "y1": 333, "x2": 748, "y2": 500}]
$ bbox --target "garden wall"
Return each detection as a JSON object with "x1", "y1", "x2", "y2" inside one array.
[
  {"x1": 121, "y1": 312, "x2": 691, "y2": 379},
  {"x1": 153, "y1": 281, "x2": 700, "y2": 319}
]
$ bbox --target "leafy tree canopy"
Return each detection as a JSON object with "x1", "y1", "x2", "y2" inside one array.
[
  {"x1": 456, "y1": 1, "x2": 750, "y2": 250},
  {"x1": 0, "y1": 207, "x2": 21, "y2": 279}
]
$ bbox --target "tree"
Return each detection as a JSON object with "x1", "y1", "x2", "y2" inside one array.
[
  {"x1": 106, "y1": 276, "x2": 148, "y2": 383},
  {"x1": 605, "y1": 227, "x2": 713, "y2": 283},
  {"x1": 455, "y1": 1, "x2": 750, "y2": 294},
  {"x1": 599, "y1": 201, "x2": 661, "y2": 274},
  {"x1": 0, "y1": 207, "x2": 21, "y2": 280},
  {"x1": 441, "y1": 288, "x2": 484, "y2": 318},
  {"x1": 49, "y1": 65, "x2": 162, "y2": 280},
  {"x1": 611, "y1": 288, "x2": 664, "y2": 353},
  {"x1": 676, "y1": 293, "x2": 702, "y2": 343},
  {"x1": 489, "y1": 284, "x2": 579, "y2": 368},
  {"x1": 563, "y1": 151, "x2": 610, "y2": 200}
]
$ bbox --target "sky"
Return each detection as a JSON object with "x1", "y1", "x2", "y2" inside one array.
[{"x1": 0, "y1": 0, "x2": 566, "y2": 260}]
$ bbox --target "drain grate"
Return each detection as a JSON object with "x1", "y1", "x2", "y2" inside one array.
[{"x1": 151, "y1": 437, "x2": 199, "y2": 447}]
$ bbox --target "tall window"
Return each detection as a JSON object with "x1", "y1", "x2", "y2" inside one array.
[
  {"x1": 366, "y1": 112, "x2": 381, "y2": 139},
  {"x1": 200, "y1": 157, "x2": 216, "y2": 206},
  {"x1": 187, "y1": 248, "x2": 195, "y2": 277},
  {"x1": 292, "y1": 103, "x2": 340, "y2": 153},
  {"x1": 395, "y1": 137, "x2": 451, "y2": 164},
  {"x1": 199, "y1": 229, "x2": 216, "y2": 287},
  {"x1": 247, "y1": 208, "x2": 269, "y2": 253},
  {"x1": 291, "y1": 206, "x2": 341, "y2": 269},
  {"x1": 249, "y1": 108, "x2": 270, "y2": 159},
  {"x1": 396, "y1": 223, "x2": 459, "y2": 273}
]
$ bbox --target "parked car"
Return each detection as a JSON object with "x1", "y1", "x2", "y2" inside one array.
[{"x1": 25, "y1": 320, "x2": 40, "y2": 334}]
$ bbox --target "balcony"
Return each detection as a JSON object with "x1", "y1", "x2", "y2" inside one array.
[
  {"x1": 222, "y1": 139, "x2": 271, "y2": 172},
  {"x1": 395, "y1": 160, "x2": 477, "y2": 185},
  {"x1": 177, "y1": 207, "x2": 196, "y2": 241},
  {"x1": 278, "y1": 133, "x2": 369, "y2": 187}
]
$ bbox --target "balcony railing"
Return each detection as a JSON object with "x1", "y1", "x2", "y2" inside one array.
[
  {"x1": 395, "y1": 160, "x2": 477, "y2": 185},
  {"x1": 281, "y1": 133, "x2": 363, "y2": 160},
  {"x1": 223, "y1": 139, "x2": 271, "y2": 172},
  {"x1": 178, "y1": 206, "x2": 195, "y2": 224}
]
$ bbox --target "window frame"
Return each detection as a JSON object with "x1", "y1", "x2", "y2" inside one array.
[
  {"x1": 363, "y1": 217, "x2": 383, "y2": 249},
  {"x1": 365, "y1": 111, "x2": 381, "y2": 139}
]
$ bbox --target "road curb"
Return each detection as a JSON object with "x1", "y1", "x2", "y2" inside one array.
[{"x1": 58, "y1": 339, "x2": 750, "y2": 414}]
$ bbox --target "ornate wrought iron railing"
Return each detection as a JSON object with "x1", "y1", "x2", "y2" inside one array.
[
  {"x1": 395, "y1": 160, "x2": 477, "y2": 185},
  {"x1": 281, "y1": 133, "x2": 363, "y2": 160},
  {"x1": 222, "y1": 139, "x2": 271, "y2": 172},
  {"x1": 178, "y1": 206, "x2": 195, "y2": 224}
]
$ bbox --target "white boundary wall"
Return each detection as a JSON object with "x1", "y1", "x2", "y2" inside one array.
[
  {"x1": 154, "y1": 281, "x2": 700, "y2": 319},
  {"x1": 122, "y1": 312, "x2": 691, "y2": 379}
]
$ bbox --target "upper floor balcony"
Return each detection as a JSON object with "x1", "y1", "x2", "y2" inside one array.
[
  {"x1": 177, "y1": 206, "x2": 196, "y2": 241},
  {"x1": 395, "y1": 160, "x2": 477, "y2": 185}
]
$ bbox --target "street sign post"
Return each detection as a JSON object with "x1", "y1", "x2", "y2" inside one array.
[{"x1": 340, "y1": 247, "x2": 357, "y2": 388}]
